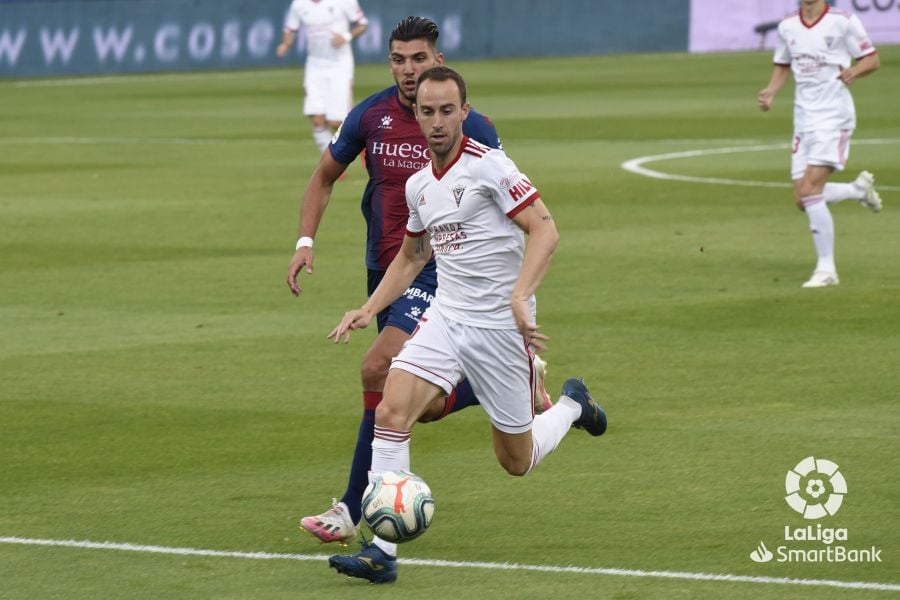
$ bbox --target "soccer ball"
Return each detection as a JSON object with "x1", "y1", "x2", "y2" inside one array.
[{"x1": 361, "y1": 470, "x2": 435, "y2": 543}]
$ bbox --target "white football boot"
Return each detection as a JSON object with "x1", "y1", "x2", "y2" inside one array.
[
  {"x1": 532, "y1": 354, "x2": 553, "y2": 414},
  {"x1": 801, "y1": 270, "x2": 840, "y2": 288},
  {"x1": 299, "y1": 499, "x2": 358, "y2": 545},
  {"x1": 854, "y1": 171, "x2": 882, "y2": 213}
]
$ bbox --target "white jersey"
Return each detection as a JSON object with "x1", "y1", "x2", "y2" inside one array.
[
  {"x1": 283, "y1": 0, "x2": 367, "y2": 70},
  {"x1": 773, "y1": 6, "x2": 876, "y2": 132},
  {"x1": 405, "y1": 137, "x2": 541, "y2": 329}
]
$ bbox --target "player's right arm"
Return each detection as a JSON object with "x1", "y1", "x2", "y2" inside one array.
[
  {"x1": 759, "y1": 22, "x2": 792, "y2": 112},
  {"x1": 286, "y1": 150, "x2": 349, "y2": 295},
  {"x1": 277, "y1": 29, "x2": 296, "y2": 57},
  {"x1": 277, "y1": 1, "x2": 301, "y2": 58},
  {"x1": 758, "y1": 64, "x2": 791, "y2": 112},
  {"x1": 328, "y1": 231, "x2": 432, "y2": 343}
]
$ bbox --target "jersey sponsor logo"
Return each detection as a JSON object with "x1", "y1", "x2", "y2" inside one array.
[
  {"x1": 369, "y1": 141, "x2": 429, "y2": 159},
  {"x1": 508, "y1": 177, "x2": 536, "y2": 202},
  {"x1": 430, "y1": 222, "x2": 467, "y2": 253},
  {"x1": 794, "y1": 53, "x2": 827, "y2": 75},
  {"x1": 371, "y1": 141, "x2": 430, "y2": 169},
  {"x1": 417, "y1": 193, "x2": 427, "y2": 207},
  {"x1": 451, "y1": 184, "x2": 466, "y2": 208}
]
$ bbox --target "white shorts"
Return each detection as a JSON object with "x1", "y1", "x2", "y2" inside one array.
[
  {"x1": 303, "y1": 65, "x2": 353, "y2": 122},
  {"x1": 790, "y1": 129, "x2": 851, "y2": 180},
  {"x1": 390, "y1": 307, "x2": 537, "y2": 434}
]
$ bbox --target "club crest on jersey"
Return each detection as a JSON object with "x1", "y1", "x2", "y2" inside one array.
[
  {"x1": 379, "y1": 115, "x2": 393, "y2": 130},
  {"x1": 825, "y1": 36, "x2": 835, "y2": 48},
  {"x1": 451, "y1": 184, "x2": 466, "y2": 208}
]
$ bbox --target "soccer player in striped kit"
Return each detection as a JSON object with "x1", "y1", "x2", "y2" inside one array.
[{"x1": 757, "y1": 0, "x2": 881, "y2": 288}]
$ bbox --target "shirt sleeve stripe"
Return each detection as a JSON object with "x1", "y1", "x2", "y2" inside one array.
[{"x1": 506, "y1": 192, "x2": 541, "y2": 218}]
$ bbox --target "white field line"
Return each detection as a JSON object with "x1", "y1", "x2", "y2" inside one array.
[
  {"x1": 1, "y1": 536, "x2": 898, "y2": 592},
  {"x1": 621, "y1": 139, "x2": 900, "y2": 192}
]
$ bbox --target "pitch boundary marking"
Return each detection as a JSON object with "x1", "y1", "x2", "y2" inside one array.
[
  {"x1": 621, "y1": 139, "x2": 900, "y2": 192},
  {"x1": 1, "y1": 536, "x2": 898, "y2": 592}
]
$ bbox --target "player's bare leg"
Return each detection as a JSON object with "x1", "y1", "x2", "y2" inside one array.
[
  {"x1": 493, "y1": 378, "x2": 606, "y2": 477},
  {"x1": 299, "y1": 326, "x2": 464, "y2": 543}
]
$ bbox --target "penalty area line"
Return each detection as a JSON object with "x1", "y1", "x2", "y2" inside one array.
[{"x1": 1, "y1": 536, "x2": 898, "y2": 592}]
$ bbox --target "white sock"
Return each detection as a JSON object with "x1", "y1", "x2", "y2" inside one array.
[
  {"x1": 312, "y1": 126, "x2": 332, "y2": 153},
  {"x1": 802, "y1": 195, "x2": 836, "y2": 274},
  {"x1": 526, "y1": 397, "x2": 580, "y2": 474},
  {"x1": 823, "y1": 182, "x2": 863, "y2": 204},
  {"x1": 369, "y1": 426, "x2": 410, "y2": 557}
]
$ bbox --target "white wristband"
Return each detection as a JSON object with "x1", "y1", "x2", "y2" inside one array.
[
  {"x1": 343, "y1": 32, "x2": 353, "y2": 42},
  {"x1": 295, "y1": 236, "x2": 314, "y2": 250}
]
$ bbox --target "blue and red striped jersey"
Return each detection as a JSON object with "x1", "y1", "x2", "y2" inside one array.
[{"x1": 329, "y1": 85, "x2": 501, "y2": 272}]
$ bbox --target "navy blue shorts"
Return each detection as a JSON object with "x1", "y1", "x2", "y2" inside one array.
[{"x1": 367, "y1": 268, "x2": 437, "y2": 334}]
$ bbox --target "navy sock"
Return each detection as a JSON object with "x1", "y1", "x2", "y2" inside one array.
[{"x1": 340, "y1": 394, "x2": 379, "y2": 524}]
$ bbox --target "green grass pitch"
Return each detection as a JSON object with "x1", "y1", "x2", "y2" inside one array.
[{"x1": 1, "y1": 48, "x2": 898, "y2": 599}]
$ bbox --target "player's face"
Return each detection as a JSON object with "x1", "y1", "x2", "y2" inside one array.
[
  {"x1": 414, "y1": 79, "x2": 470, "y2": 160},
  {"x1": 389, "y1": 40, "x2": 444, "y2": 105}
]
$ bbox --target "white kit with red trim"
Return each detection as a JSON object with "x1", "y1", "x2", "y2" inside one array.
[
  {"x1": 773, "y1": 5, "x2": 877, "y2": 132},
  {"x1": 404, "y1": 136, "x2": 540, "y2": 329}
]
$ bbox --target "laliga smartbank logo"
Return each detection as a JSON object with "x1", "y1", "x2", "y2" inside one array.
[
  {"x1": 749, "y1": 456, "x2": 882, "y2": 564},
  {"x1": 784, "y1": 456, "x2": 845, "y2": 519}
]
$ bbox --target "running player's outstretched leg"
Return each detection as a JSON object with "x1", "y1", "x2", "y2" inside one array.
[{"x1": 299, "y1": 325, "x2": 407, "y2": 544}]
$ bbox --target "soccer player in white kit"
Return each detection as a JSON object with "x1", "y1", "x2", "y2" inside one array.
[
  {"x1": 325, "y1": 66, "x2": 608, "y2": 584},
  {"x1": 277, "y1": 0, "x2": 368, "y2": 153},
  {"x1": 757, "y1": 0, "x2": 881, "y2": 288}
]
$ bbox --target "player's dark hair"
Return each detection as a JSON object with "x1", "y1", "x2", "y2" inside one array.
[
  {"x1": 389, "y1": 16, "x2": 439, "y2": 49},
  {"x1": 415, "y1": 66, "x2": 467, "y2": 105}
]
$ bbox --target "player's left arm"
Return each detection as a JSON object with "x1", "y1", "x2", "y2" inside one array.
[
  {"x1": 839, "y1": 53, "x2": 879, "y2": 86},
  {"x1": 510, "y1": 199, "x2": 559, "y2": 352},
  {"x1": 333, "y1": 0, "x2": 369, "y2": 48},
  {"x1": 840, "y1": 16, "x2": 879, "y2": 85}
]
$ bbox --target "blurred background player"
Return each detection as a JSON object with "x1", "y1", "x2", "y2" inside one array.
[
  {"x1": 277, "y1": 0, "x2": 368, "y2": 154},
  {"x1": 326, "y1": 65, "x2": 607, "y2": 584},
  {"x1": 757, "y1": 0, "x2": 881, "y2": 288},
  {"x1": 285, "y1": 16, "x2": 554, "y2": 546}
]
